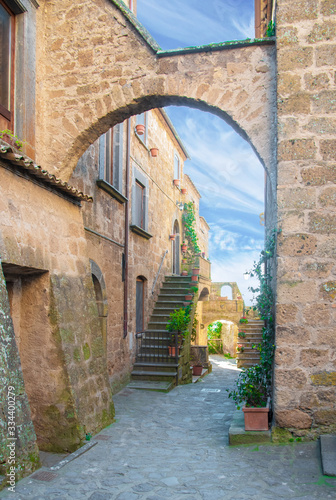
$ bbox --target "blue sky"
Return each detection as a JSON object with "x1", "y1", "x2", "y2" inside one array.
[{"x1": 137, "y1": 0, "x2": 264, "y2": 305}]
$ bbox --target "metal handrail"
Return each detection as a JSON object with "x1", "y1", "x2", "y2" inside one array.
[{"x1": 151, "y1": 249, "x2": 168, "y2": 295}]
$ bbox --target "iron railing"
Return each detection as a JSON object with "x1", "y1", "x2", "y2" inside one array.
[{"x1": 135, "y1": 330, "x2": 179, "y2": 364}]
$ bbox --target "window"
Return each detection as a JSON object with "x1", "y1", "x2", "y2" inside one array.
[
  {"x1": 97, "y1": 123, "x2": 126, "y2": 203},
  {"x1": 135, "y1": 112, "x2": 148, "y2": 145},
  {"x1": 0, "y1": 0, "x2": 14, "y2": 129},
  {"x1": 136, "y1": 276, "x2": 146, "y2": 333},
  {"x1": 135, "y1": 181, "x2": 145, "y2": 229},
  {"x1": 174, "y1": 154, "x2": 179, "y2": 180},
  {"x1": 131, "y1": 166, "x2": 152, "y2": 239}
]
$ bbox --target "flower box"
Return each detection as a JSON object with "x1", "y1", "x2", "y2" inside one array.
[{"x1": 242, "y1": 399, "x2": 270, "y2": 431}]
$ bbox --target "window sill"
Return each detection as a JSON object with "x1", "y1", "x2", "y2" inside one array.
[
  {"x1": 96, "y1": 179, "x2": 128, "y2": 204},
  {"x1": 130, "y1": 225, "x2": 152, "y2": 240}
]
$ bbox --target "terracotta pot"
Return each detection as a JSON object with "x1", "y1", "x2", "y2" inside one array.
[
  {"x1": 181, "y1": 188, "x2": 187, "y2": 195},
  {"x1": 150, "y1": 147, "x2": 159, "y2": 157},
  {"x1": 192, "y1": 365, "x2": 203, "y2": 376},
  {"x1": 192, "y1": 268, "x2": 200, "y2": 276},
  {"x1": 173, "y1": 179, "x2": 180, "y2": 187},
  {"x1": 242, "y1": 399, "x2": 270, "y2": 431},
  {"x1": 182, "y1": 259, "x2": 187, "y2": 264},
  {"x1": 169, "y1": 234, "x2": 175, "y2": 241},
  {"x1": 185, "y1": 294, "x2": 192, "y2": 301},
  {"x1": 181, "y1": 244, "x2": 187, "y2": 253},
  {"x1": 181, "y1": 270, "x2": 188, "y2": 276},
  {"x1": 168, "y1": 345, "x2": 179, "y2": 357},
  {"x1": 135, "y1": 124, "x2": 145, "y2": 135},
  {"x1": 191, "y1": 275, "x2": 198, "y2": 282}
]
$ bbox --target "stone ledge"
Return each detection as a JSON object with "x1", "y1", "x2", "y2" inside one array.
[
  {"x1": 320, "y1": 434, "x2": 336, "y2": 477},
  {"x1": 229, "y1": 409, "x2": 272, "y2": 445}
]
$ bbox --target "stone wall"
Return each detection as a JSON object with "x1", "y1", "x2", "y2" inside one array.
[
  {"x1": 0, "y1": 163, "x2": 115, "y2": 460},
  {"x1": 274, "y1": 0, "x2": 336, "y2": 436}
]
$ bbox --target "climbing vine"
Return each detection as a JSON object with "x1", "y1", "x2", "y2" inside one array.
[
  {"x1": 182, "y1": 202, "x2": 201, "y2": 255},
  {"x1": 228, "y1": 229, "x2": 279, "y2": 407}
]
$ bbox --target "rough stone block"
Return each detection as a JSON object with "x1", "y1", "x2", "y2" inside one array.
[
  {"x1": 321, "y1": 281, "x2": 336, "y2": 301},
  {"x1": 308, "y1": 22, "x2": 336, "y2": 43},
  {"x1": 311, "y1": 371, "x2": 336, "y2": 386},
  {"x1": 278, "y1": 139, "x2": 316, "y2": 161},
  {"x1": 278, "y1": 47, "x2": 314, "y2": 73},
  {"x1": 309, "y1": 213, "x2": 336, "y2": 233},
  {"x1": 319, "y1": 187, "x2": 336, "y2": 207},
  {"x1": 275, "y1": 368, "x2": 308, "y2": 390},
  {"x1": 312, "y1": 90, "x2": 336, "y2": 114},
  {"x1": 300, "y1": 348, "x2": 329, "y2": 367},
  {"x1": 277, "y1": 26, "x2": 299, "y2": 47},
  {"x1": 278, "y1": 233, "x2": 317, "y2": 256},
  {"x1": 304, "y1": 73, "x2": 330, "y2": 91},
  {"x1": 304, "y1": 117, "x2": 336, "y2": 134},
  {"x1": 278, "y1": 93, "x2": 311, "y2": 115},
  {"x1": 276, "y1": 303, "x2": 299, "y2": 324},
  {"x1": 301, "y1": 164, "x2": 336, "y2": 185},
  {"x1": 314, "y1": 409, "x2": 336, "y2": 425},
  {"x1": 278, "y1": 187, "x2": 315, "y2": 210},
  {"x1": 303, "y1": 303, "x2": 331, "y2": 326},
  {"x1": 275, "y1": 409, "x2": 313, "y2": 429},
  {"x1": 278, "y1": 73, "x2": 302, "y2": 95},
  {"x1": 277, "y1": 0, "x2": 318, "y2": 23},
  {"x1": 321, "y1": 0, "x2": 336, "y2": 17},
  {"x1": 320, "y1": 140, "x2": 336, "y2": 160}
]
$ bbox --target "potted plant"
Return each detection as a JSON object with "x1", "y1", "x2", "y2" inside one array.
[
  {"x1": 181, "y1": 270, "x2": 188, "y2": 276},
  {"x1": 181, "y1": 188, "x2": 187, "y2": 195},
  {"x1": 166, "y1": 308, "x2": 190, "y2": 356},
  {"x1": 173, "y1": 179, "x2": 180, "y2": 187},
  {"x1": 135, "y1": 124, "x2": 145, "y2": 135},
  {"x1": 191, "y1": 274, "x2": 198, "y2": 282},
  {"x1": 238, "y1": 331, "x2": 246, "y2": 339},
  {"x1": 169, "y1": 234, "x2": 175, "y2": 241},
  {"x1": 0, "y1": 129, "x2": 23, "y2": 150},
  {"x1": 239, "y1": 317, "x2": 248, "y2": 324},
  {"x1": 227, "y1": 365, "x2": 270, "y2": 431},
  {"x1": 190, "y1": 350, "x2": 203, "y2": 376},
  {"x1": 181, "y1": 241, "x2": 187, "y2": 253},
  {"x1": 150, "y1": 147, "x2": 159, "y2": 157},
  {"x1": 192, "y1": 267, "x2": 200, "y2": 276},
  {"x1": 237, "y1": 344, "x2": 244, "y2": 353}
]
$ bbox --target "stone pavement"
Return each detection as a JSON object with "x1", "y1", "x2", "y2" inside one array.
[{"x1": 1, "y1": 355, "x2": 335, "y2": 500}]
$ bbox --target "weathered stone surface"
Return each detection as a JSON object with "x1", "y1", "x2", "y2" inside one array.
[
  {"x1": 300, "y1": 348, "x2": 329, "y2": 367},
  {"x1": 278, "y1": 93, "x2": 311, "y2": 115},
  {"x1": 304, "y1": 117, "x2": 336, "y2": 134},
  {"x1": 278, "y1": 233, "x2": 317, "y2": 256},
  {"x1": 277, "y1": 26, "x2": 299, "y2": 47},
  {"x1": 276, "y1": 304, "x2": 299, "y2": 324},
  {"x1": 319, "y1": 187, "x2": 336, "y2": 207},
  {"x1": 309, "y1": 213, "x2": 336, "y2": 233},
  {"x1": 277, "y1": 0, "x2": 318, "y2": 23},
  {"x1": 275, "y1": 368, "x2": 308, "y2": 389},
  {"x1": 301, "y1": 164, "x2": 336, "y2": 185},
  {"x1": 278, "y1": 187, "x2": 315, "y2": 210},
  {"x1": 277, "y1": 47, "x2": 313, "y2": 71},
  {"x1": 302, "y1": 303, "x2": 331, "y2": 326},
  {"x1": 304, "y1": 73, "x2": 331, "y2": 91},
  {"x1": 312, "y1": 91, "x2": 336, "y2": 114},
  {"x1": 321, "y1": 0, "x2": 336, "y2": 17},
  {"x1": 275, "y1": 347, "x2": 297, "y2": 366},
  {"x1": 320, "y1": 281, "x2": 336, "y2": 301},
  {"x1": 311, "y1": 371, "x2": 336, "y2": 386},
  {"x1": 320, "y1": 140, "x2": 336, "y2": 160},
  {"x1": 278, "y1": 73, "x2": 301, "y2": 95},
  {"x1": 307, "y1": 22, "x2": 336, "y2": 43},
  {"x1": 278, "y1": 139, "x2": 316, "y2": 161},
  {"x1": 275, "y1": 409, "x2": 312, "y2": 429},
  {"x1": 314, "y1": 409, "x2": 336, "y2": 425}
]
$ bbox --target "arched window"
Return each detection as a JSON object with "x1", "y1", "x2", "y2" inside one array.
[{"x1": 221, "y1": 285, "x2": 233, "y2": 300}]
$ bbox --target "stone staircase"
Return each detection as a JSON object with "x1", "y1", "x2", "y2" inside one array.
[
  {"x1": 129, "y1": 276, "x2": 192, "y2": 392},
  {"x1": 236, "y1": 319, "x2": 264, "y2": 369}
]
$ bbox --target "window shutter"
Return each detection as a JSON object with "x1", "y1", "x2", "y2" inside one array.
[{"x1": 113, "y1": 123, "x2": 123, "y2": 192}]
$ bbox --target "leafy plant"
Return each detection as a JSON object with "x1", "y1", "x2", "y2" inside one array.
[
  {"x1": 239, "y1": 317, "x2": 248, "y2": 324},
  {"x1": 228, "y1": 229, "x2": 279, "y2": 409},
  {"x1": 228, "y1": 364, "x2": 268, "y2": 408},
  {"x1": 207, "y1": 321, "x2": 223, "y2": 354},
  {"x1": 237, "y1": 344, "x2": 244, "y2": 353},
  {"x1": 0, "y1": 129, "x2": 23, "y2": 150},
  {"x1": 190, "y1": 286, "x2": 199, "y2": 294},
  {"x1": 266, "y1": 20, "x2": 275, "y2": 37},
  {"x1": 238, "y1": 331, "x2": 246, "y2": 339},
  {"x1": 166, "y1": 308, "x2": 190, "y2": 337},
  {"x1": 182, "y1": 202, "x2": 201, "y2": 256}
]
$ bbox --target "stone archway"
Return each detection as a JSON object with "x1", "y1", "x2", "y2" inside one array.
[{"x1": 35, "y1": 1, "x2": 276, "y2": 213}]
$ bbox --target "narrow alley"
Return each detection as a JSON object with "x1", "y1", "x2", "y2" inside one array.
[{"x1": 1, "y1": 356, "x2": 335, "y2": 500}]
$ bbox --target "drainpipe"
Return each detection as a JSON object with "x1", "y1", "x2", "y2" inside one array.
[{"x1": 123, "y1": 119, "x2": 131, "y2": 338}]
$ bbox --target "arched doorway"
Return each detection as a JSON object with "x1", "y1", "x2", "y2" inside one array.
[
  {"x1": 136, "y1": 276, "x2": 146, "y2": 333},
  {"x1": 90, "y1": 260, "x2": 108, "y2": 353},
  {"x1": 172, "y1": 219, "x2": 180, "y2": 275}
]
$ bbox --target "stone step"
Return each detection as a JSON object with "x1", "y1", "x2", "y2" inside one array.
[
  {"x1": 131, "y1": 370, "x2": 177, "y2": 378},
  {"x1": 127, "y1": 380, "x2": 174, "y2": 392},
  {"x1": 133, "y1": 362, "x2": 179, "y2": 369}
]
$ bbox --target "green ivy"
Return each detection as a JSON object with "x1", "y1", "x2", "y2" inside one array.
[
  {"x1": 182, "y1": 202, "x2": 201, "y2": 256},
  {"x1": 227, "y1": 229, "x2": 279, "y2": 408}
]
